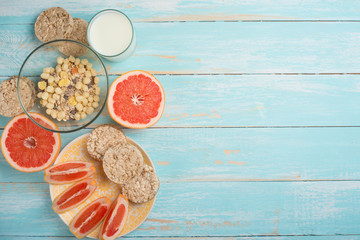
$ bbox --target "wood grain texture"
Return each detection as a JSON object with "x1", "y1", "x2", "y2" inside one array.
[
  {"x1": 1, "y1": 127, "x2": 360, "y2": 183},
  {"x1": 2, "y1": 23, "x2": 360, "y2": 75},
  {"x1": 1, "y1": 0, "x2": 359, "y2": 239},
  {"x1": 1, "y1": 182, "x2": 360, "y2": 236},
  {"x1": 2, "y1": 0, "x2": 360, "y2": 24},
  {"x1": 2, "y1": 237, "x2": 360, "y2": 240},
  {"x1": 1, "y1": 74, "x2": 360, "y2": 128},
  {"x1": 96, "y1": 75, "x2": 360, "y2": 127}
]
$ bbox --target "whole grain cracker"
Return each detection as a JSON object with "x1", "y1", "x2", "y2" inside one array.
[
  {"x1": 0, "y1": 76, "x2": 36, "y2": 117},
  {"x1": 87, "y1": 124, "x2": 127, "y2": 161},
  {"x1": 103, "y1": 142, "x2": 144, "y2": 185},
  {"x1": 35, "y1": 7, "x2": 73, "y2": 43},
  {"x1": 58, "y1": 18, "x2": 89, "y2": 56},
  {"x1": 122, "y1": 165, "x2": 160, "y2": 203}
]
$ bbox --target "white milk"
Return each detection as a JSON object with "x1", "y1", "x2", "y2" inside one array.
[{"x1": 88, "y1": 10, "x2": 136, "y2": 62}]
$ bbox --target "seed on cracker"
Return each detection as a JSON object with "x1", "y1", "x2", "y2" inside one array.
[
  {"x1": 0, "y1": 76, "x2": 36, "y2": 117},
  {"x1": 103, "y1": 142, "x2": 144, "y2": 185},
  {"x1": 87, "y1": 124, "x2": 127, "y2": 161},
  {"x1": 58, "y1": 18, "x2": 89, "y2": 57},
  {"x1": 122, "y1": 165, "x2": 160, "y2": 204},
  {"x1": 35, "y1": 7, "x2": 74, "y2": 43}
]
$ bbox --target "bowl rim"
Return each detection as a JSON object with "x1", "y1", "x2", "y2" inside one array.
[
  {"x1": 17, "y1": 39, "x2": 109, "y2": 133},
  {"x1": 86, "y1": 9, "x2": 135, "y2": 58}
]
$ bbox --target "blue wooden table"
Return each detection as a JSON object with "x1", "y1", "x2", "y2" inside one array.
[{"x1": 1, "y1": 0, "x2": 360, "y2": 239}]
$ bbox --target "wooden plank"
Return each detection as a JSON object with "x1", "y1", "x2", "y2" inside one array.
[
  {"x1": 1, "y1": 74, "x2": 360, "y2": 128},
  {"x1": 2, "y1": 0, "x2": 360, "y2": 24},
  {"x1": 2, "y1": 127, "x2": 360, "y2": 183},
  {"x1": 1, "y1": 181, "x2": 360, "y2": 236},
  {"x1": 1, "y1": 22, "x2": 360, "y2": 75},
  {"x1": 2, "y1": 236, "x2": 360, "y2": 240},
  {"x1": 94, "y1": 74, "x2": 360, "y2": 127}
]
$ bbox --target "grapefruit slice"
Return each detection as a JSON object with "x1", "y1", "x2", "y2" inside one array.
[
  {"x1": 69, "y1": 197, "x2": 111, "y2": 239},
  {"x1": 107, "y1": 70, "x2": 165, "y2": 129},
  {"x1": 1, "y1": 113, "x2": 61, "y2": 172},
  {"x1": 99, "y1": 194, "x2": 129, "y2": 240},
  {"x1": 44, "y1": 161, "x2": 96, "y2": 184},
  {"x1": 52, "y1": 178, "x2": 97, "y2": 213}
]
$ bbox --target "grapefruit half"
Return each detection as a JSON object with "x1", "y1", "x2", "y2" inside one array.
[
  {"x1": 107, "y1": 70, "x2": 165, "y2": 129},
  {"x1": 1, "y1": 113, "x2": 61, "y2": 172}
]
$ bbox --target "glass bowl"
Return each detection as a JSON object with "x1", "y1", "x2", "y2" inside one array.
[{"x1": 18, "y1": 39, "x2": 109, "y2": 133}]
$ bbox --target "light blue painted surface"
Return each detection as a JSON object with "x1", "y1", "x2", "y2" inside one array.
[
  {"x1": 2, "y1": 75, "x2": 360, "y2": 128},
  {"x1": 2, "y1": 238, "x2": 360, "y2": 240},
  {"x1": 4, "y1": 235, "x2": 360, "y2": 240},
  {"x1": 1, "y1": 181, "x2": 360, "y2": 236},
  {"x1": 2, "y1": 0, "x2": 360, "y2": 24},
  {"x1": 3, "y1": 23, "x2": 360, "y2": 75},
  {"x1": 1, "y1": 0, "x2": 360, "y2": 239},
  {"x1": 2, "y1": 128, "x2": 360, "y2": 183},
  {"x1": 3, "y1": 238, "x2": 360, "y2": 240}
]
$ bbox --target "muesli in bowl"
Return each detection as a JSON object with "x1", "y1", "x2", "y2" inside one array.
[
  {"x1": 18, "y1": 39, "x2": 108, "y2": 133},
  {"x1": 37, "y1": 56, "x2": 101, "y2": 122}
]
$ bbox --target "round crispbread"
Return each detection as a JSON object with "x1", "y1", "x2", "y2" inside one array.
[
  {"x1": 58, "y1": 18, "x2": 89, "y2": 56},
  {"x1": 121, "y1": 165, "x2": 160, "y2": 203},
  {"x1": 102, "y1": 142, "x2": 144, "y2": 185},
  {"x1": 0, "y1": 76, "x2": 36, "y2": 117},
  {"x1": 35, "y1": 7, "x2": 74, "y2": 43},
  {"x1": 87, "y1": 124, "x2": 127, "y2": 161}
]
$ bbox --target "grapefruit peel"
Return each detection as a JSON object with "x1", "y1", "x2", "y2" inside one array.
[
  {"x1": 107, "y1": 70, "x2": 165, "y2": 129},
  {"x1": 44, "y1": 161, "x2": 96, "y2": 184},
  {"x1": 99, "y1": 194, "x2": 129, "y2": 240},
  {"x1": 52, "y1": 178, "x2": 97, "y2": 213},
  {"x1": 1, "y1": 113, "x2": 61, "y2": 172},
  {"x1": 69, "y1": 197, "x2": 111, "y2": 239}
]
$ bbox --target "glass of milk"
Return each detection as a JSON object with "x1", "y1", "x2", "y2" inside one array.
[{"x1": 87, "y1": 9, "x2": 136, "y2": 62}]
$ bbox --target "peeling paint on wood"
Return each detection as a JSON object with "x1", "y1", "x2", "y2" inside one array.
[
  {"x1": 137, "y1": 13, "x2": 295, "y2": 22},
  {"x1": 224, "y1": 150, "x2": 240, "y2": 155},
  {"x1": 147, "y1": 218, "x2": 179, "y2": 224},
  {"x1": 224, "y1": 150, "x2": 232, "y2": 155},
  {"x1": 4, "y1": 23, "x2": 360, "y2": 75},
  {"x1": 150, "y1": 55, "x2": 181, "y2": 62},
  {"x1": 2, "y1": 128, "x2": 360, "y2": 182},
  {"x1": 2, "y1": 1, "x2": 360, "y2": 239},
  {"x1": 214, "y1": 160, "x2": 223, "y2": 165},
  {"x1": 157, "y1": 161, "x2": 170, "y2": 166},
  {"x1": 4, "y1": 0, "x2": 360, "y2": 25},
  {"x1": 227, "y1": 160, "x2": 246, "y2": 166}
]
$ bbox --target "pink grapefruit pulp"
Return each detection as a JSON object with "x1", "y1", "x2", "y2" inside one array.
[
  {"x1": 99, "y1": 194, "x2": 129, "y2": 240},
  {"x1": 52, "y1": 178, "x2": 97, "y2": 213},
  {"x1": 107, "y1": 70, "x2": 165, "y2": 129},
  {"x1": 1, "y1": 113, "x2": 61, "y2": 172},
  {"x1": 44, "y1": 161, "x2": 96, "y2": 184},
  {"x1": 69, "y1": 197, "x2": 111, "y2": 239}
]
